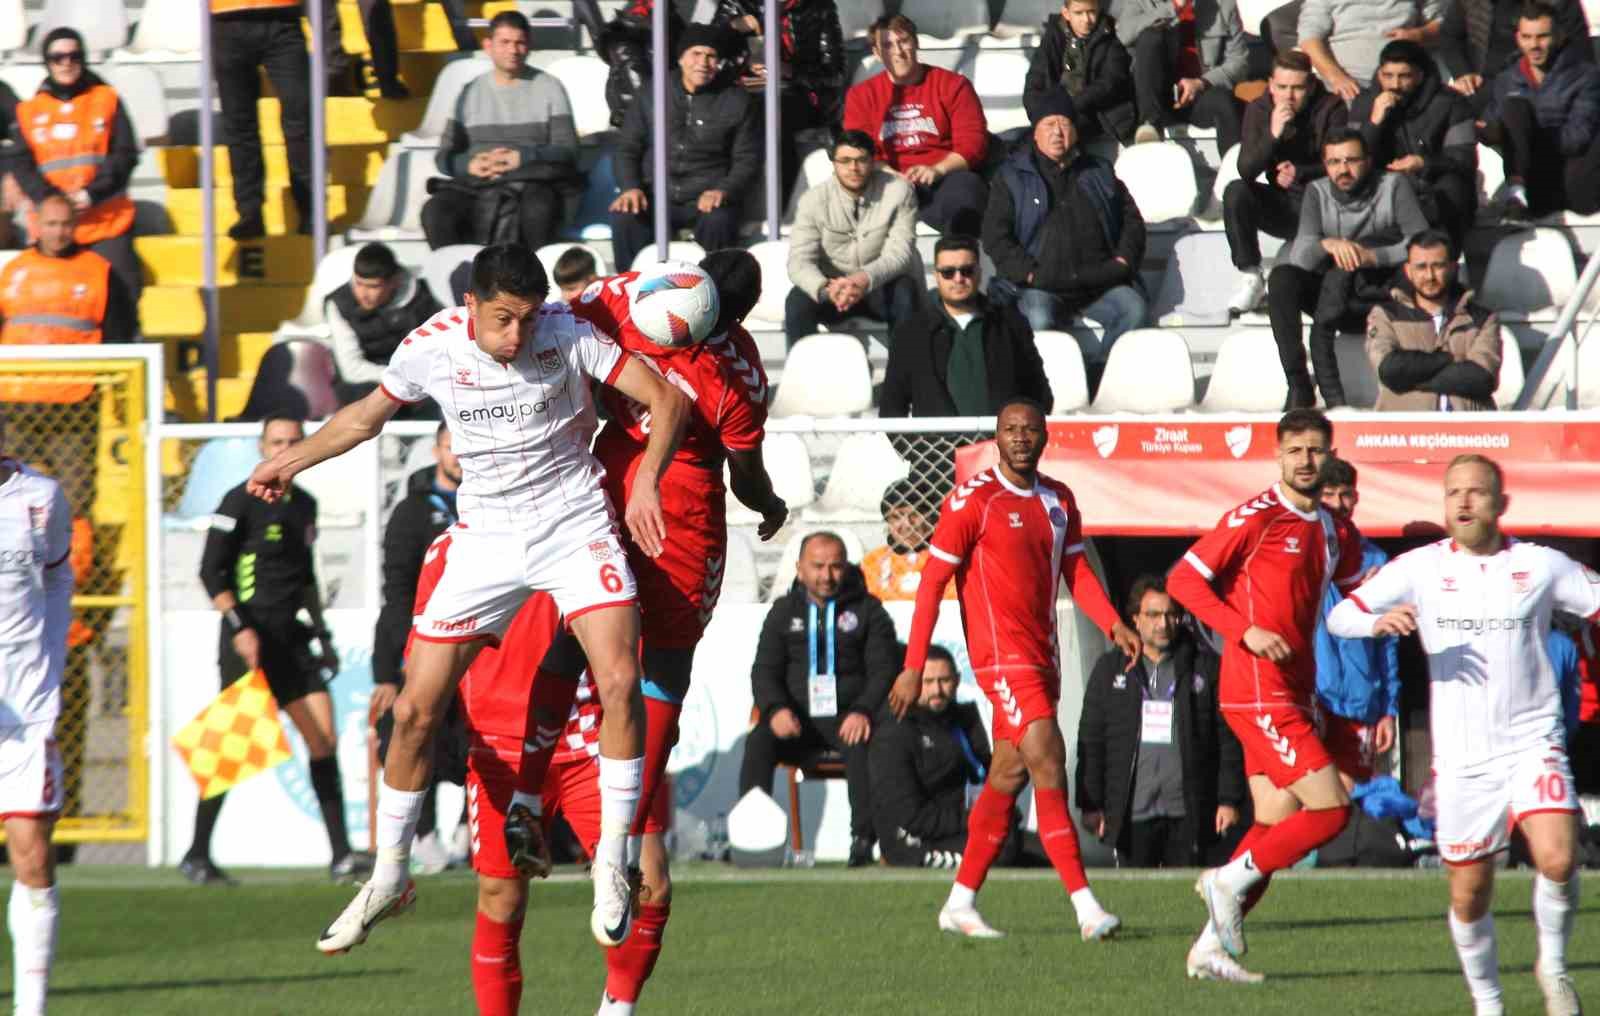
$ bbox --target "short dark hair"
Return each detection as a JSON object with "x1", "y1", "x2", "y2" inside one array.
[
  {"x1": 352, "y1": 242, "x2": 400, "y2": 280},
  {"x1": 1323, "y1": 455, "x2": 1358, "y2": 489},
  {"x1": 551, "y1": 247, "x2": 598, "y2": 289},
  {"x1": 831, "y1": 130, "x2": 876, "y2": 160},
  {"x1": 1272, "y1": 50, "x2": 1313, "y2": 75},
  {"x1": 435, "y1": 421, "x2": 449, "y2": 442},
  {"x1": 799, "y1": 530, "x2": 847, "y2": 558},
  {"x1": 1519, "y1": 0, "x2": 1560, "y2": 25},
  {"x1": 933, "y1": 234, "x2": 980, "y2": 261},
  {"x1": 925, "y1": 644, "x2": 957, "y2": 672},
  {"x1": 1277, "y1": 408, "x2": 1333, "y2": 444},
  {"x1": 488, "y1": 10, "x2": 531, "y2": 37},
  {"x1": 1377, "y1": 38, "x2": 1430, "y2": 72},
  {"x1": 1125, "y1": 574, "x2": 1169, "y2": 620},
  {"x1": 469, "y1": 244, "x2": 549, "y2": 303},
  {"x1": 261, "y1": 413, "x2": 305, "y2": 435},
  {"x1": 1322, "y1": 126, "x2": 1367, "y2": 156},
  {"x1": 997, "y1": 395, "x2": 1048, "y2": 423},
  {"x1": 700, "y1": 249, "x2": 760, "y2": 334},
  {"x1": 1407, "y1": 228, "x2": 1456, "y2": 260},
  {"x1": 869, "y1": 13, "x2": 919, "y2": 42}
]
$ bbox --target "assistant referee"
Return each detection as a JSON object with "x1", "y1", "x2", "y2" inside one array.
[{"x1": 181, "y1": 415, "x2": 370, "y2": 884}]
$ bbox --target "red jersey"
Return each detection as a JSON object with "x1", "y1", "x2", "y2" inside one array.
[
  {"x1": 1579, "y1": 621, "x2": 1599, "y2": 725},
  {"x1": 571, "y1": 272, "x2": 769, "y2": 470},
  {"x1": 841, "y1": 66, "x2": 990, "y2": 171},
  {"x1": 551, "y1": 671, "x2": 602, "y2": 766},
  {"x1": 913, "y1": 467, "x2": 1121, "y2": 673},
  {"x1": 1167, "y1": 483, "x2": 1364, "y2": 710}
]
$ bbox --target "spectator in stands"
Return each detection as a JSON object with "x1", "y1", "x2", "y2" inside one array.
[
  {"x1": 325, "y1": 0, "x2": 410, "y2": 98},
  {"x1": 1267, "y1": 128, "x2": 1428, "y2": 408},
  {"x1": 325, "y1": 242, "x2": 443, "y2": 408},
  {"x1": 210, "y1": 0, "x2": 313, "y2": 240},
  {"x1": 1023, "y1": 0, "x2": 1137, "y2": 145},
  {"x1": 1111, "y1": 0, "x2": 1249, "y2": 151},
  {"x1": 784, "y1": 129, "x2": 922, "y2": 346},
  {"x1": 1442, "y1": 0, "x2": 1591, "y2": 114},
  {"x1": 599, "y1": 0, "x2": 687, "y2": 130},
  {"x1": 716, "y1": 0, "x2": 847, "y2": 197},
  {"x1": 0, "y1": 79, "x2": 19, "y2": 250},
  {"x1": 1299, "y1": 0, "x2": 1445, "y2": 101},
  {"x1": 421, "y1": 12, "x2": 580, "y2": 251},
  {"x1": 1075, "y1": 575, "x2": 1245, "y2": 867},
  {"x1": 1365, "y1": 230, "x2": 1501, "y2": 410},
  {"x1": 983, "y1": 94, "x2": 1147, "y2": 387},
  {"x1": 843, "y1": 15, "x2": 989, "y2": 236},
  {"x1": 861, "y1": 479, "x2": 954, "y2": 603},
  {"x1": 1224, "y1": 51, "x2": 1349, "y2": 315},
  {"x1": 1349, "y1": 41, "x2": 1477, "y2": 247},
  {"x1": 880, "y1": 235, "x2": 1054, "y2": 418},
  {"x1": 1478, "y1": 0, "x2": 1600, "y2": 220},
  {"x1": 7, "y1": 29, "x2": 141, "y2": 302},
  {"x1": 609, "y1": 23, "x2": 760, "y2": 274},
  {"x1": 738, "y1": 531, "x2": 900, "y2": 867},
  {"x1": 871, "y1": 645, "x2": 995, "y2": 868},
  {"x1": 552, "y1": 247, "x2": 600, "y2": 300},
  {"x1": 1315, "y1": 457, "x2": 1399, "y2": 793},
  {"x1": 0, "y1": 194, "x2": 137, "y2": 349}
]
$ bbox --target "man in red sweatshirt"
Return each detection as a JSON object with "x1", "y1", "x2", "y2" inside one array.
[{"x1": 843, "y1": 14, "x2": 991, "y2": 236}]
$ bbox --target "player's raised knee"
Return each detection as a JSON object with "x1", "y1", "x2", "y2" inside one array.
[
  {"x1": 477, "y1": 876, "x2": 528, "y2": 923},
  {"x1": 391, "y1": 691, "x2": 445, "y2": 738}
]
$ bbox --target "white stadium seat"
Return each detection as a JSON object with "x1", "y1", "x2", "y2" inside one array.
[
  {"x1": 421, "y1": 243, "x2": 481, "y2": 308},
  {"x1": 1237, "y1": 0, "x2": 1297, "y2": 34},
  {"x1": 0, "y1": 0, "x2": 27, "y2": 54},
  {"x1": 1476, "y1": 143, "x2": 1505, "y2": 209},
  {"x1": 1031, "y1": 332, "x2": 1090, "y2": 412},
  {"x1": 119, "y1": 0, "x2": 202, "y2": 59},
  {"x1": 807, "y1": 433, "x2": 909, "y2": 520},
  {"x1": 401, "y1": 56, "x2": 490, "y2": 147},
  {"x1": 995, "y1": 0, "x2": 1059, "y2": 32},
  {"x1": 1494, "y1": 327, "x2": 1525, "y2": 407},
  {"x1": 784, "y1": 147, "x2": 836, "y2": 221},
  {"x1": 770, "y1": 527, "x2": 868, "y2": 600},
  {"x1": 286, "y1": 245, "x2": 363, "y2": 330},
  {"x1": 350, "y1": 148, "x2": 443, "y2": 240},
  {"x1": 36, "y1": 0, "x2": 127, "y2": 54},
  {"x1": 535, "y1": 242, "x2": 609, "y2": 287},
  {"x1": 969, "y1": 51, "x2": 1032, "y2": 133},
  {"x1": 1200, "y1": 329, "x2": 1287, "y2": 411},
  {"x1": 721, "y1": 530, "x2": 762, "y2": 604},
  {"x1": 98, "y1": 64, "x2": 169, "y2": 143},
  {"x1": 745, "y1": 239, "x2": 791, "y2": 325},
  {"x1": 545, "y1": 55, "x2": 613, "y2": 138},
  {"x1": 0, "y1": 65, "x2": 43, "y2": 101},
  {"x1": 768, "y1": 333, "x2": 873, "y2": 417},
  {"x1": 1115, "y1": 142, "x2": 1199, "y2": 223},
  {"x1": 1092, "y1": 328, "x2": 1195, "y2": 412},
  {"x1": 1203, "y1": 143, "x2": 1243, "y2": 219},
  {"x1": 838, "y1": 0, "x2": 885, "y2": 38},
  {"x1": 630, "y1": 241, "x2": 707, "y2": 271},
  {"x1": 898, "y1": 0, "x2": 990, "y2": 39},
  {"x1": 761, "y1": 433, "x2": 817, "y2": 511},
  {"x1": 1480, "y1": 228, "x2": 1576, "y2": 315}
]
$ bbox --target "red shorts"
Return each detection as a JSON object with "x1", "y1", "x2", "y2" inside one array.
[
  {"x1": 1317, "y1": 711, "x2": 1379, "y2": 783},
  {"x1": 465, "y1": 732, "x2": 526, "y2": 880},
  {"x1": 1226, "y1": 704, "x2": 1334, "y2": 790},
  {"x1": 978, "y1": 665, "x2": 1059, "y2": 744},
  {"x1": 541, "y1": 754, "x2": 670, "y2": 860},
  {"x1": 604, "y1": 459, "x2": 726, "y2": 650}
]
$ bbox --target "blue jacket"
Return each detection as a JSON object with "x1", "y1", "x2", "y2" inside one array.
[
  {"x1": 1316, "y1": 539, "x2": 1398, "y2": 723},
  {"x1": 1549, "y1": 629, "x2": 1581, "y2": 743},
  {"x1": 1484, "y1": 41, "x2": 1600, "y2": 157}
]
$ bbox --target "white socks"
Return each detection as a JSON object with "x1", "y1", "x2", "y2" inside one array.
[
  {"x1": 1533, "y1": 874, "x2": 1579, "y2": 976},
  {"x1": 1448, "y1": 909, "x2": 1502, "y2": 1014},
  {"x1": 598, "y1": 755, "x2": 643, "y2": 872},
  {"x1": 944, "y1": 883, "x2": 977, "y2": 912},
  {"x1": 8, "y1": 882, "x2": 57, "y2": 1016},
  {"x1": 598, "y1": 992, "x2": 637, "y2": 1015},
  {"x1": 372, "y1": 783, "x2": 426, "y2": 891},
  {"x1": 1069, "y1": 888, "x2": 1106, "y2": 925},
  {"x1": 1214, "y1": 851, "x2": 1265, "y2": 897}
]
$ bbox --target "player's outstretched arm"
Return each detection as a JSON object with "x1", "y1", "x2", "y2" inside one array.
[
  {"x1": 1062, "y1": 552, "x2": 1141, "y2": 665},
  {"x1": 247, "y1": 389, "x2": 400, "y2": 502},
  {"x1": 606, "y1": 355, "x2": 691, "y2": 557},
  {"x1": 890, "y1": 554, "x2": 958, "y2": 720},
  {"x1": 727, "y1": 447, "x2": 787, "y2": 541}
]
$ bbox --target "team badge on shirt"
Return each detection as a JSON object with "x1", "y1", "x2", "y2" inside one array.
[
  {"x1": 1512, "y1": 571, "x2": 1532, "y2": 593},
  {"x1": 1049, "y1": 507, "x2": 1068, "y2": 527},
  {"x1": 837, "y1": 610, "x2": 858, "y2": 633},
  {"x1": 589, "y1": 540, "x2": 613, "y2": 562},
  {"x1": 455, "y1": 367, "x2": 475, "y2": 386},
  {"x1": 537, "y1": 348, "x2": 563, "y2": 373}
]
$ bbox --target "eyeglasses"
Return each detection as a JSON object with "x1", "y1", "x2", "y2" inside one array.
[
  {"x1": 936, "y1": 265, "x2": 978, "y2": 279},
  {"x1": 46, "y1": 50, "x2": 83, "y2": 65}
]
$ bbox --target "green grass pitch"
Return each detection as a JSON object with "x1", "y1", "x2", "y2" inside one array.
[{"x1": 7, "y1": 865, "x2": 1596, "y2": 1014}]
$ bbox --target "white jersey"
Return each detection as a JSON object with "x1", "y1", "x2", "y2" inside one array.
[
  {"x1": 0, "y1": 461, "x2": 73, "y2": 731},
  {"x1": 380, "y1": 302, "x2": 628, "y2": 535},
  {"x1": 1329, "y1": 537, "x2": 1600, "y2": 768}
]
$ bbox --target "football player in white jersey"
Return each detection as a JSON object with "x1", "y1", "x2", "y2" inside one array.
[
  {"x1": 0, "y1": 412, "x2": 74, "y2": 1016},
  {"x1": 1328, "y1": 454, "x2": 1600, "y2": 1016},
  {"x1": 244, "y1": 245, "x2": 691, "y2": 956}
]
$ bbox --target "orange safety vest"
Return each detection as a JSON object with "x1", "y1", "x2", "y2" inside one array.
[
  {"x1": 17, "y1": 84, "x2": 135, "y2": 246},
  {"x1": 0, "y1": 247, "x2": 110, "y2": 403},
  {"x1": 209, "y1": 0, "x2": 299, "y2": 13}
]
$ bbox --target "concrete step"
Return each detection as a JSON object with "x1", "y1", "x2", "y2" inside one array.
[
  {"x1": 256, "y1": 96, "x2": 425, "y2": 145},
  {"x1": 159, "y1": 143, "x2": 388, "y2": 190},
  {"x1": 165, "y1": 185, "x2": 360, "y2": 235},
  {"x1": 136, "y1": 236, "x2": 318, "y2": 286},
  {"x1": 159, "y1": 332, "x2": 276, "y2": 378},
  {"x1": 140, "y1": 284, "x2": 306, "y2": 337}
]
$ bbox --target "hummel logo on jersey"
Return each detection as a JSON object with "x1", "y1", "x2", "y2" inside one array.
[
  {"x1": 713, "y1": 338, "x2": 768, "y2": 403},
  {"x1": 948, "y1": 473, "x2": 993, "y2": 512},
  {"x1": 1226, "y1": 495, "x2": 1277, "y2": 529},
  {"x1": 1008, "y1": 512, "x2": 1024, "y2": 528},
  {"x1": 458, "y1": 401, "x2": 549, "y2": 424},
  {"x1": 994, "y1": 677, "x2": 1024, "y2": 728},
  {"x1": 1254, "y1": 714, "x2": 1297, "y2": 767},
  {"x1": 1284, "y1": 536, "x2": 1301, "y2": 555}
]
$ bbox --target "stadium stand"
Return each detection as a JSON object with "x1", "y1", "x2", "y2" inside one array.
[
  {"x1": 1092, "y1": 329, "x2": 1196, "y2": 412},
  {"x1": 543, "y1": 54, "x2": 614, "y2": 139},
  {"x1": 33, "y1": 0, "x2": 127, "y2": 56},
  {"x1": 114, "y1": 0, "x2": 203, "y2": 60},
  {"x1": 1480, "y1": 229, "x2": 1578, "y2": 319},
  {"x1": 629, "y1": 241, "x2": 709, "y2": 272},
  {"x1": 0, "y1": 0, "x2": 26, "y2": 54},
  {"x1": 745, "y1": 239, "x2": 792, "y2": 326},
  {"x1": 805, "y1": 432, "x2": 911, "y2": 521},
  {"x1": 1114, "y1": 142, "x2": 1201, "y2": 224},
  {"x1": 768, "y1": 333, "x2": 873, "y2": 418},
  {"x1": 422, "y1": 242, "x2": 482, "y2": 306},
  {"x1": 1032, "y1": 332, "x2": 1092, "y2": 413}
]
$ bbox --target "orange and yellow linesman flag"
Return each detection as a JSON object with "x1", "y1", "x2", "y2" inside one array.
[{"x1": 171, "y1": 671, "x2": 293, "y2": 799}]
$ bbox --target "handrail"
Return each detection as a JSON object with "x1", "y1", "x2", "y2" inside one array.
[{"x1": 1515, "y1": 243, "x2": 1600, "y2": 409}]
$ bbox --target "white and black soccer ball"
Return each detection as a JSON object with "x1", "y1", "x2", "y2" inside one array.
[{"x1": 629, "y1": 261, "x2": 720, "y2": 348}]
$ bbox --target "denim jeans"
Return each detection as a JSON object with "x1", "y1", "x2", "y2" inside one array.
[{"x1": 992, "y1": 280, "x2": 1147, "y2": 366}]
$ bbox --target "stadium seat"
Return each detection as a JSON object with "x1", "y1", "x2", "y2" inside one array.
[
  {"x1": 1476, "y1": 143, "x2": 1504, "y2": 209},
  {"x1": 534, "y1": 242, "x2": 609, "y2": 286},
  {"x1": 1092, "y1": 328, "x2": 1196, "y2": 411},
  {"x1": 544, "y1": 55, "x2": 613, "y2": 138},
  {"x1": 286, "y1": 245, "x2": 363, "y2": 330},
  {"x1": 119, "y1": 0, "x2": 203, "y2": 58},
  {"x1": 1332, "y1": 332, "x2": 1381, "y2": 408},
  {"x1": 1031, "y1": 332, "x2": 1090, "y2": 412},
  {"x1": 0, "y1": 65, "x2": 43, "y2": 101},
  {"x1": 1580, "y1": 334, "x2": 1600, "y2": 407},
  {"x1": 1237, "y1": 0, "x2": 1297, "y2": 34},
  {"x1": 837, "y1": 0, "x2": 884, "y2": 37},
  {"x1": 784, "y1": 147, "x2": 837, "y2": 221},
  {"x1": 350, "y1": 147, "x2": 442, "y2": 240},
  {"x1": 421, "y1": 243, "x2": 481, "y2": 308},
  {"x1": 745, "y1": 239, "x2": 791, "y2": 325},
  {"x1": 727, "y1": 786, "x2": 788, "y2": 867},
  {"x1": 0, "y1": 0, "x2": 25, "y2": 55},
  {"x1": 1202, "y1": 144, "x2": 1243, "y2": 219},
  {"x1": 898, "y1": 0, "x2": 991, "y2": 39},
  {"x1": 768, "y1": 334, "x2": 873, "y2": 417},
  {"x1": 758, "y1": 432, "x2": 817, "y2": 512},
  {"x1": 771, "y1": 526, "x2": 868, "y2": 601},
  {"x1": 400, "y1": 55, "x2": 490, "y2": 147},
  {"x1": 1200, "y1": 329, "x2": 1289, "y2": 411},
  {"x1": 36, "y1": 0, "x2": 128, "y2": 54},
  {"x1": 994, "y1": 0, "x2": 1059, "y2": 32},
  {"x1": 969, "y1": 51, "x2": 1032, "y2": 133},
  {"x1": 570, "y1": 151, "x2": 618, "y2": 240},
  {"x1": 1494, "y1": 326, "x2": 1526, "y2": 407},
  {"x1": 233, "y1": 339, "x2": 341, "y2": 422},
  {"x1": 1115, "y1": 142, "x2": 1200, "y2": 223},
  {"x1": 173, "y1": 437, "x2": 260, "y2": 519},
  {"x1": 629, "y1": 241, "x2": 707, "y2": 270},
  {"x1": 721, "y1": 530, "x2": 762, "y2": 604},
  {"x1": 1480, "y1": 228, "x2": 1576, "y2": 315},
  {"x1": 98, "y1": 65, "x2": 169, "y2": 144},
  {"x1": 807, "y1": 432, "x2": 909, "y2": 520}
]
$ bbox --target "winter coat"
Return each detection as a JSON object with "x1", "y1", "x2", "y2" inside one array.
[
  {"x1": 787, "y1": 168, "x2": 920, "y2": 299},
  {"x1": 1110, "y1": 0, "x2": 1250, "y2": 90},
  {"x1": 1441, "y1": 0, "x2": 1591, "y2": 79},
  {"x1": 372, "y1": 467, "x2": 458, "y2": 686},
  {"x1": 1484, "y1": 41, "x2": 1600, "y2": 156},
  {"x1": 880, "y1": 293, "x2": 1053, "y2": 418},
  {"x1": 1316, "y1": 538, "x2": 1400, "y2": 723},
  {"x1": 1348, "y1": 66, "x2": 1477, "y2": 194},
  {"x1": 1365, "y1": 285, "x2": 1501, "y2": 410},
  {"x1": 750, "y1": 566, "x2": 900, "y2": 721},
  {"x1": 1023, "y1": 14, "x2": 1137, "y2": 143},
  {"x1": 1237, "y1": 83, "x2": 1349, "y2": 196},
  {"x1": 869, "y1": 701, "x2": 990, "y2": 848},
  {"x1": 713, "y1": 0, "x2": 847, "y2": 124},
  {"x1": 614, "y1": 72, "x2": 762, "y2": 202}
]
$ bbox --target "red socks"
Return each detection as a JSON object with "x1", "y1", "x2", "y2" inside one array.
[
  {"x1": 1231, "y1": 823, "x2": 1274, "y2": 916},
  {"x1": 954, "y1": 785, "x2": 1016, "y2": 892},
  {"x1": 1033, "y1": 786, "x2": 1089, "y2": 894},
  {"x1": 604, "y1": 901, "x2": 671, "y2": 1003},
  {"x1": 1248, "y1": 805, "x2": 1351, "y2": 875},
  {"x1": 470, "y1": 911, "x2": 524, "y2": 1016},
  {"x1": 517, "y1": 670, "x2": 579, "y2": 795},
  {"x1": 631, "y1": 698, "x2": 683, "y2": 835}
]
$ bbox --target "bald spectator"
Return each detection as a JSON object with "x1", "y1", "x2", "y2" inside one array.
[{"x1": 0, "y1": 194, "x2": 137, "y2": 350}]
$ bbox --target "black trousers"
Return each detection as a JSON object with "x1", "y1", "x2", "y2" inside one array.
[
  {"x1": 1414, "y1": 173, "x2": 1476, "y2": 249},
  {"x1": 1267, "y1": 262, "x2": 1389, "y2": 406},
  {"x1": 783, "y1": 274, "x2": 923, "y2": 346},
  {"x1": 1492, "y1": 96, "x2": 1600, "y2": 216},
  {"x1": 1119, "y1": 814, "x2": 1197, "y2": 867},
  {"x1": 420, "y1": 182, "x2": 565, "y2": 250},
  {"x1": 738, "y1": 711, "x2": 874, "y2": 840},
  {"x1": 608, "y1": 199, "x2": 742, "y2": 277},
  {"x1": 1574, "y1": 722, "x2": 1600, "y2": 795},
  {"x1": 914, "y1": 170, "x2": 987, "y2": 236},
  {"x1": 1129, "y1": 28, "x2": 1243, "y2": 154},
  {"x1": 324, "y1": 0, "x2": 401, "y2": 86},
  {"x1": 212, "y1": 13, "x2": 311, "y2": 218},
  {"x1": 1222, "y1": 180, "x2": 1302, "y2": 271}
]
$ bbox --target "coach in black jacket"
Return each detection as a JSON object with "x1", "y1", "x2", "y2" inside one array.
[
  {"x1": 739, "y1": 532, "x2": 900, "y2": 864},
  {"x1": 1075, "y1": 576, "x2": 1247, "y2": 866}
]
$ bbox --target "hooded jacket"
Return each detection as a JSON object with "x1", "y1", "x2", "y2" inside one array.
[
  {"x1": 1237, "y1": 82, "x2": 1349, "y2": 195},
  {"x1": 1484, "y1": 40, "x2": 1600, "y2": 156},
  {"x1": 1364, "y1": 284, "x2": 1501, "y2": 410},
  {"x1": 750, "y1": 565, "x2": 899, "y2": 721},
  {"x1": 1023, "y1": 13, "x2": 1137, "y2": 143},
  {"x1": 1287, "y1": 171, "x2": 1431, "y2": 271},
  {"x1": 1349, "y1": 64, "x2": 1477, "y2": 191}
]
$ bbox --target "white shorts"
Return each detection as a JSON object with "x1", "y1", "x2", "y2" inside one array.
[
  {"x1": 0, "y1": 725, "x2": 63, "y2": 820},
  {"x1": 414, "y1": 524, "x2": 637, "y2": 644},
  {"x1": 1435, "y1": 740, "x2": 1580, "y2": 866}
]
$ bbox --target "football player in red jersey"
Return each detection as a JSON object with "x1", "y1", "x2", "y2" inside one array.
[
  {"x1": 890, "y1": 398, "x2": 1140, "y2": 941},
  {"x1": 1165, "y1": 408, "x2": 1366, "y2": 983}
]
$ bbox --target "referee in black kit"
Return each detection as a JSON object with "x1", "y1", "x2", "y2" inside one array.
[{"x1": 181, "y1": 415, "x2": 371, "y2": 885}]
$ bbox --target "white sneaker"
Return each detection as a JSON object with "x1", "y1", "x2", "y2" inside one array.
[
  {"x1": 938, "y1": 903, "x2": 1005, "y2": 939},
  {"x1": 410, "y1": 832, "x2": 449, "y2": 876},
  {"x1": 1537, "y1": 964, "x2": 1583, "y2": 1016},
  {"x1": 1227, "y1": 271, "x2": 1266, "y2": 313},
  {"x1": 316, "y1": 879, "x2": 416, "y2": 954},
  {"x1": 1196, "y1": 869, "x2": 1247, "y2": 958},
  {"x1": 1187, "y1": 941, "x2": 1265, "y2": 984},
  {"x1": 1134, "y1": 122, "x2": 1162, "y2": 144},
  {"x1": 591, "y1": 857, "x2": 634, "y2": 948},
  {"x1": 1080, "y1": 911, "x2": 1121, "y2": 941}
]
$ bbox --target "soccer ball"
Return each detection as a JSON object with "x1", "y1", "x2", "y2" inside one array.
[{"x1": 629, "y1": 261, "x2": 720, "y2": 348}]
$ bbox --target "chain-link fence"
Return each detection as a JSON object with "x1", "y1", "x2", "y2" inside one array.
[{"x1": 0, "y1": 355, "x2": 150, "y2": 847}]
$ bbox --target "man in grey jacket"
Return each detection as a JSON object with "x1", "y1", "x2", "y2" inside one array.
[
  {"x1": 1299, "y1": 0, "x2": 1444, "y2": 101},
  {"x1": 1267, "y1": 127, "x2": 1430, "y2": 408},
  {"x1": 1111, "y1": 0, "x2": 1249, "y2": 150},
  {"x1": 784, "y1": 130, "x2": 923, "y2": 345}
]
